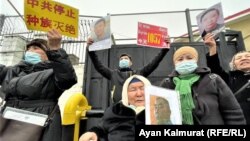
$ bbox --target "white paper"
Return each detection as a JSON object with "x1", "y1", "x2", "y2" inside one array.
[
  {"x1": 145, "y1": 85, "x2": 182, "y2": 125},
  {"x1": 3, "y1": 106, "x2": 48, "y2": 126}
]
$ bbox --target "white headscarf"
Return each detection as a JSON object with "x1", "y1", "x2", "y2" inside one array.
[{"x1": 121, "y1": 75, "x2": 151, "y2": 114}]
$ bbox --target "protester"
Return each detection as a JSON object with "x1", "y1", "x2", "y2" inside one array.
[
  {"x1": 0, "y1": 29, "x2": 77, "y2": 141},
  {"x1": 160, "y1": 46, "x2": 246, "y2": 125},
  {"x1": 79, "y1": 75, "x2": 151, "y2": 141},
  {"x1": 86, "y1": 37, "x2": 169, "y2": 103},
  {"x1": 205, "y1": 33, "x2": 250, "y2": 124}
]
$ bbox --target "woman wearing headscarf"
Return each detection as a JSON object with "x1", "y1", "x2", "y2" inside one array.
[
  {"x1": 160, "y1": 46, "x2": 245, "y2": 125},
  {"x1": 79, "y1": 75, "x2": 151, "y2": 141}
]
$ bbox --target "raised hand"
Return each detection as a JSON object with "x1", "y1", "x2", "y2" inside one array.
[
  {"x1": 47, "y1": 29, "x2": 62, "y2": 50},
  {"x1": 204, "y1": 33, "x2": 217, "y2": 56}
]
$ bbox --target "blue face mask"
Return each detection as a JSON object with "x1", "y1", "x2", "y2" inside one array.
[
  {"x1": 24, "y1": 51, "x2": 42, "y2": 64},
  {"x1": 119, "y1": 59, "x2": 130, "y2": 68},
  {"x1": 175, "y1": 60, "x2": 198, "y2": 75}
]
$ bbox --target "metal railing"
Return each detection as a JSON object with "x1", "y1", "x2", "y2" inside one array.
[{"x1": 0, "y1": 3, "x2": 205, "y2": 64}]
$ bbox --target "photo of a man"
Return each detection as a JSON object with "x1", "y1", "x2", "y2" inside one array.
[
  {"x1": 196, "y1": 3, "x2": 225, "y2": 38},
  {"x1": 145, "y1": 85, "x2": 182, "y2": 125},
  {"x1": 154, "y1": 97, "x2": 172, "y2": 125},
  {"x1": 89, "y1": 15, "x2": 112, "y2": 51},
  {"x1": 91, "y1": 16, "x2": 111, "y2": 42}
]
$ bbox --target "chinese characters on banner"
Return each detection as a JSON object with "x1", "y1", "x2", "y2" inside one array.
[
  {"x1": 24, "y1": 0, "x2": 79, "y2": 38},
  {"x1": 137, "y1": 22, "x2": 169, "y2": 48}
]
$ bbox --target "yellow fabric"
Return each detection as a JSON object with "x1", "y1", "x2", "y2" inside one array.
[{"x1": 61, "y1": 93, "x2": 91, "y2": 125}]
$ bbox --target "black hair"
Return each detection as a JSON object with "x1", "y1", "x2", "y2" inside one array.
[
  {"x1": 119, "y1": 53, "x2": 132, "y2": 61},
  {"x1": 200, "y1": 8, "x2": 220, "y2": 23}
]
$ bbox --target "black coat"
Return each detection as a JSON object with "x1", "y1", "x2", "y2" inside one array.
[
  {"x1": 160, "y1": 67, "x2": 246, "y2": 125},
  {"x1": 88, "y1": 49, "x2": 168, "y2": 102},
  {"x1": 0, "y1": 49, "x2": 77, "y2": 141},
  {"x1": 207, "y1": 54, "x2": 250, "y2": 124},
  {"x1": 89, "y1": 102, "x2": 145, "y2": 141}
]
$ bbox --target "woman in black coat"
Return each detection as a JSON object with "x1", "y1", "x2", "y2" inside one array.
[
  {"x1": 79, "y1": 75, "x2": 151, "y2": 141},
  {"x1": 205, "y1": 33, "x2": 250, "y2": 124},
  {"x1": 160, "y1": 46, "x2": 245, "y2": 125},
  {"x1": 0, "y1": 29, "x2": 77, "y2": 141}
]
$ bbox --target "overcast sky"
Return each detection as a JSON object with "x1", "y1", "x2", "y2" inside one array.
[
  {"x1": 1, "y1": 0, "x2": 248, "y2": 16},
  {"x1": 1, "y1": 0, "x2": 249, "y2": 41}
]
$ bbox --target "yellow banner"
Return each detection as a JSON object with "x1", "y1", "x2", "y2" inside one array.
[{"x1": 24, "y1": 0, "x2": 79, "y2": 38}]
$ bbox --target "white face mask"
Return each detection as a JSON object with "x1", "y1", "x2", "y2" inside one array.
[{"x1": 175, "y1": 60, "x2": 198, "y2": 75}]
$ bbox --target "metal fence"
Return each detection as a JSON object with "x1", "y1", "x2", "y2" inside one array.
[
  {"x1": 0, "y1": 4, "x2": 205, "y2": 64},
  {"x1": 0, "y1": 14, "x2": 102, "y2": 64}
]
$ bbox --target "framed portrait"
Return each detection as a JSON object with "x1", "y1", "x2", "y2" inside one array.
[
  {"x1": 196, "y1": 2, "x2": 225, "y2": 38},
  {"x1": 89, "y1": 15, "x2": 112, "y2": 51},
  {"x1": 145, "y1": 85, "x2": 182, "y2": 125}
]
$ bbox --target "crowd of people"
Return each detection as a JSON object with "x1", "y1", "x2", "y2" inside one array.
[
  {"x1": 0, "y1": 7, "x2": 249, "y2": 141},
  {"x1": 79, "y1": 40, "x2": 247, "y2": 141}
]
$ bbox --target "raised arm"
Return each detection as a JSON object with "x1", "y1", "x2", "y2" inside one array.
[
  {"x1": 46, "y1": 29, "x2": 77, "y2": 90},
  {"x1": 205, "y1": 33, "x2": 229, "y2": 83},
  {"x1": 86, "y1": 38, "x2": 112, "y2": 80},
  {"x1": 139, "y1": 37, "x2": 170, "y2": 76}
]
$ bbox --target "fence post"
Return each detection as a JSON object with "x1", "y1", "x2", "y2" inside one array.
[{"x1": 185, "y1": 9, "x2": 194, "y2": 42}]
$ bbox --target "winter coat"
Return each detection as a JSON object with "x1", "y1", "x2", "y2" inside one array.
[
  {"x1": 0, "y1": 48, "x2": 77, "y2": 141},
  {"x1": 88, "y1": 48, "x2": 168, "y2": 103},
  {"x1": 160, "y1": 67, "x2": 246, "y2": 125},
  {"x1": 207, "y1": 54, "x2": 250, "y2": 124},
  {"x1": 88, "y1": 75, "x2": 151, "y2": 141},
  {"x1": 90, "y1": 103, "x2": 145, "y2": 141}
]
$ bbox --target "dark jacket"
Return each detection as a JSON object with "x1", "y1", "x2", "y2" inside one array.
[
  {"x1": 89, "y1": 102, "x2": 145, "y2": 141},
  {"x1": 88, "y1": 49, "x2": 168, "y2": 102},
  {"x1": 0, "y1": 48, "x2": 77, "y2": 141},
  {"x1": 207, "y1": 54, "x2": 250, "y2": 124},
  {"x1": 160, "y1": 67, "x2": 246, "y2": 125}
]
